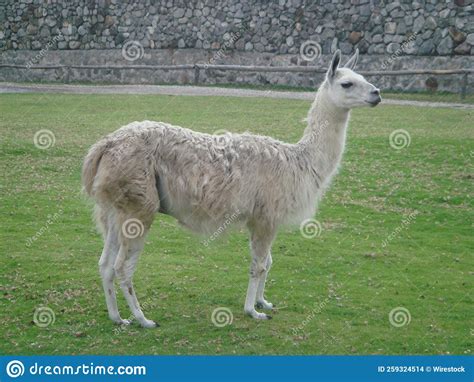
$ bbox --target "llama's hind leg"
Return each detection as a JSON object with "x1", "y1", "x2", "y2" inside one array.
[
  {"x1": 244, "y1": 229, "x2": 275, "y2": 320},
  {"x1": 99, "y1": 223, "x2": 129, "y2": 325},
  {"x1": 114, "y1": 233, "x2": 158, "y2": 328},
  {"x1": 256, "y1": 253, "x2": 273, "y2": 310}
]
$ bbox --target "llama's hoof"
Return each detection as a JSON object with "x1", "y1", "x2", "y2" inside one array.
[
  {"x1": 245, "y1": 309, "x2": 272, "y2": 320},
  {"x1": 113, "y1": 318, "x2": 131, "y2": 326},
  {"x1": 256, "y1": 300, "x2": 274, "y2": 310},
  {"x1": 140, "y1": 319, "x2": 158, "y2": 328}
]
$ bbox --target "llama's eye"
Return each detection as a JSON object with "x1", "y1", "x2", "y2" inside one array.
[{"x1": 341, "y1": 82, "x2": 353, "y2": 88}]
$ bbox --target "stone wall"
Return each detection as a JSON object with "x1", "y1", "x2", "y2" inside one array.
[{"x1": 0, "y1": 0, "x2": 473, "y2": 93}]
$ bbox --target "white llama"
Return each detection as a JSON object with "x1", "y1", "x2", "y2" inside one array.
[{"x1": 82, "y1": 49, "x2": 381, "y2": 328}]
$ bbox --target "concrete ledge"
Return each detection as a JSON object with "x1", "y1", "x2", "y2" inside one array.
[{"x1": 0, "y1": 49, "x2": 472, "y2": 93}]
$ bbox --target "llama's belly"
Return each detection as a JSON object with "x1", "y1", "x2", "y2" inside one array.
[
  {"x1": 176, "y1": 209, "x2": 244, "y2": 236},
  {"x1": 279, "y1": 195, "x2": 320, "y2": 227},
  {"x1": 156, "y1": 168, "x2": 247, "y2": 235}
]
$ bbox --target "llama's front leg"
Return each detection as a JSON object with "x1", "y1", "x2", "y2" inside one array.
[
  {"x1": 256, "y1": 253, "x2": 273, "y2": 310},
  {"x1": 245, "y1": 271, "x2": 270, "y2": 319},
  {"x1": 244, "y1": 231, "x2": 274, "y2": 320},
  {"x1": 114, "y1": 238, "x2": 158, "y2": 328}
]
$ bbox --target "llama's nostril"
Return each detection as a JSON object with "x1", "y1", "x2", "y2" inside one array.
[{"x1": 371, "y1": 89, "x2": 380, "y2": 96}]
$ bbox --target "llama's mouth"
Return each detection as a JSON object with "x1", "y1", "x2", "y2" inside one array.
[{"x1": 366, "y1": 97, "x2": 382, "y2": 107}]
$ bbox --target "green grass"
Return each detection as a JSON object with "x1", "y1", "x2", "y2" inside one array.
[{"x1": 0, "y1": 93, "x2": 472, "y2": 355}]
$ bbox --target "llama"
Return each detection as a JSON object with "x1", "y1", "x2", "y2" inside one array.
[{"x1": 82, "y1": 49, "x2": 381, "y2": 328}]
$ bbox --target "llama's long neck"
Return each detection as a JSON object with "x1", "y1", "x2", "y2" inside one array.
[{"x1": 298, "y1": 82, "x2": 351, "y2": 183}]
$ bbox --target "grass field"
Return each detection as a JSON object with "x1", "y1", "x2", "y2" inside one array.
[{"x1": 0, "y1": 92, "x2": 472, "y2": 355}]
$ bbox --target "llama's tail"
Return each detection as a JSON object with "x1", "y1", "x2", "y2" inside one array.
[{"x1": 81, "y1": 139, "x2": 108, "y2": 197}]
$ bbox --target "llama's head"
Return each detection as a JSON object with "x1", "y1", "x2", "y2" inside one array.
[{"x1": 325, "y1": 49, "x2": 381, "y2": 109}]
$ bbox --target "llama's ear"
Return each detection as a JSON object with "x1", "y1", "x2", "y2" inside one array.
[
  {"x1": 344, "y1": 48, "x2": 359, "y2": 70},
  {"x1": 327, "y1": 50, "x2": 341, "y2": 80}
]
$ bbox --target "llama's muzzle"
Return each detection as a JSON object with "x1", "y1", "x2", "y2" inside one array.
[{"x1": 368, "y1": 89, "x2": 381, "y2": 106}]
